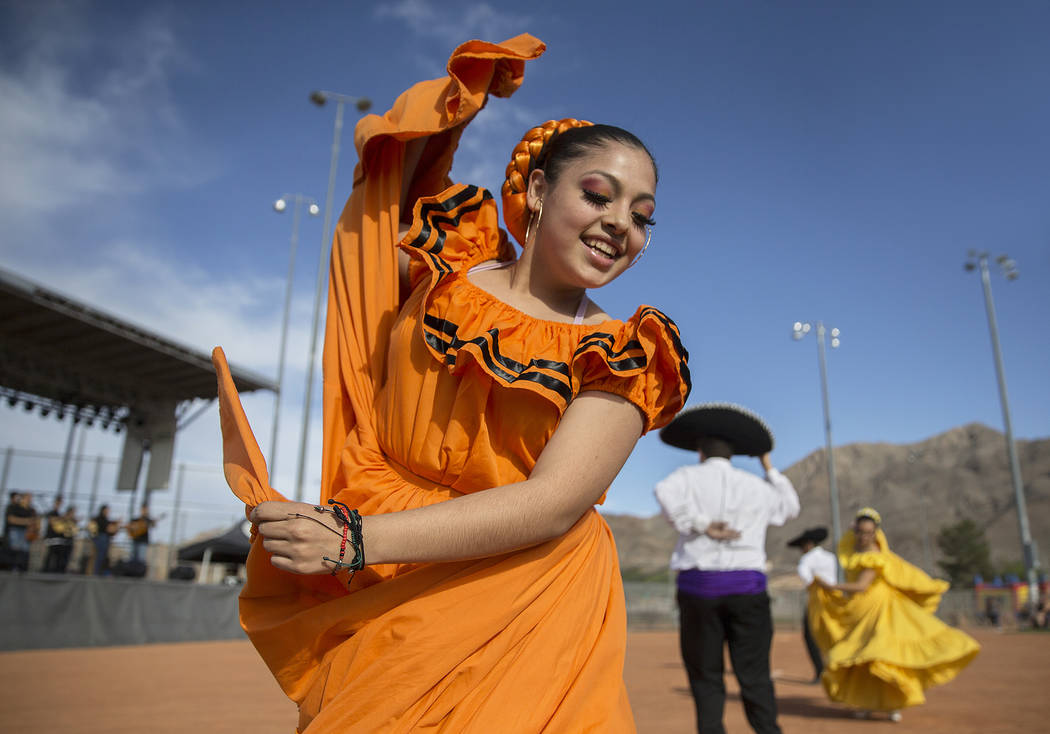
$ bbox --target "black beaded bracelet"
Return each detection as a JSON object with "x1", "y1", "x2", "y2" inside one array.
[{"x1": 321, "y1": 499, "x2": 365, "y2": 586}]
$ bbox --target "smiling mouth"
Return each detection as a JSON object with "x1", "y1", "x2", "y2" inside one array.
[{"x1": 582, "y1": 238, "x2": 620, "y2": 259}]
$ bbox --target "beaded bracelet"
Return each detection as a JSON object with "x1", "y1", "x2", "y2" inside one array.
[{"x1": 320, "y1": 499, "x2": 365, "y2": 587}]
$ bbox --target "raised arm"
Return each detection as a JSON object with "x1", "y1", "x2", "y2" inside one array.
[
  {"x1": 760, "y1": 452, "x2": 800, "y2": 526},
  {"x1": 253, "y1": 392, "x2": 644, "y2": 573}
]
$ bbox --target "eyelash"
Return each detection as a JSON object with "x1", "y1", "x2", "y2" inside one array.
[{"x1": 582, "y1": 189, "x2": 656, "y2": 229}]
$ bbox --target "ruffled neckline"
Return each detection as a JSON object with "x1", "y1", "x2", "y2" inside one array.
[{"x1": 399, "y1": 183, "x2": 691, "y2": 426}]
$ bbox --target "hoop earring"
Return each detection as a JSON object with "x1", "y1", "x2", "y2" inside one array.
[
  {"x1": 523, "y1": 201, "x2": 543, "y2": 247},
  {"x1": 629, "y1": 226, "x2": 652, "y2": 267}
]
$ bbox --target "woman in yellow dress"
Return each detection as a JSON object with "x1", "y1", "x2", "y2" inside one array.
[
  {"x1": 810, "y1": 508, "x2": 980, "y2": 722},
  {"x1": 212, "y1": 34, "x2": 689, "y2": 732}
]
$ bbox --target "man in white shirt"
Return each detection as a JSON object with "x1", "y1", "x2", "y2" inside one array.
[
  {"x1": 655, "y1": 403, "x2": 800, "y2": 734},
  {"x1": 787, "y1": 527, "x2": 838, "y2": 683}
]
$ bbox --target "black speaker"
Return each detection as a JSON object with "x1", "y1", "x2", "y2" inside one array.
[{"x1": 168, "y1": 565, "x2": 196, "y2": 581}]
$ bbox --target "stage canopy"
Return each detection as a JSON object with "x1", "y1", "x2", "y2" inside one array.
[
  {"x1": 0, "y1": 266, "x2": 276, "y2": 490},
  {"x1": 0, "y1": 266, "x2": 274, "y2": 421}
]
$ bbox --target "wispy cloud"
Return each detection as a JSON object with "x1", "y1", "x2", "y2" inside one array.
[
  {"x1": 0, "y1": 3, "x2": 215, "y2": 222},
  {"x1": 452, "y1": 99, "x2": 542, "y2": 194},
  {"x1": 374, "y1": 0, "x2": 532, "y2": 46}
]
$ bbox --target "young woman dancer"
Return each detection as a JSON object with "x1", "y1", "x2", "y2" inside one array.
[
  {"x1": 811, "y1": 508, "x2": 980, "y2": 722},
  {"x1": 213, "y1": 35, "x2": 690, "y2": 732}
]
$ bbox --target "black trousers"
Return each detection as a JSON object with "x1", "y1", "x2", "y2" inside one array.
[
  {"x1": 677, "y1": 589, "x2": 782, "y2": 734},
  {"x1": 802, "y1": 613, "x2": 823, "y2": 679}
]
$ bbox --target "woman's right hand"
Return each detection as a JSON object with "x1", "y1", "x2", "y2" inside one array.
[{"x1": 251, "y1": 501, "x2": 346, "y2": 575}]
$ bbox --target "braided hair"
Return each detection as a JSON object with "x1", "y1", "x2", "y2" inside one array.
[{"x1": 501, "y1": 120, "x2": 657, "y2": 246}]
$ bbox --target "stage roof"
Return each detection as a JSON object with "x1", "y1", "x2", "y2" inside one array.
[{"x1": 0, "y1": 266, "x2": 275, "y2": 425}]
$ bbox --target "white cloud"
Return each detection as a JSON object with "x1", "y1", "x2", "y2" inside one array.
[
  {"x1": 452, "y1": 99, "x2": 542, "y2": 192},
  {"x1": 0, "y1": 4, "x2": 215, "y2": 221},
  {"x1": 375, "y1": 0, "x2": 532, "y2": 45}
]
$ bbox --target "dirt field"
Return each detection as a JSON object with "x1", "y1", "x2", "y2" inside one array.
[{"x1": 0, "y1": 628, "x2": 1043, "y2": 732}]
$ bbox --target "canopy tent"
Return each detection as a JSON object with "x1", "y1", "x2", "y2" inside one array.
[{"x1": 178, "y1": 519, "x2": 252, "y2": 565}]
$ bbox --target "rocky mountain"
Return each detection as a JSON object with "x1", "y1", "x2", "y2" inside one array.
[{"x1": 604, "y1": 423, "x2": 1050, "y2": 580}]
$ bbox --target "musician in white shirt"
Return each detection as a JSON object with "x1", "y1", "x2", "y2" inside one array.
[{"x1": 788, "y1": 527, "x2": 838, "y2": 682}]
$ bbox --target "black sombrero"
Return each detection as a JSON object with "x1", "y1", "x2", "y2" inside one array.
[
  {"x1": 787, "y1": 527, "x2": 829, "y2": 548},
  {"x1": 658, "y1": 402, "x2": 774, "y2": 457}
]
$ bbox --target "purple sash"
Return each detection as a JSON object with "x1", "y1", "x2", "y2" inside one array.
[{"x1": 677, "y1": 569, "x2": 767, "y2": 599}]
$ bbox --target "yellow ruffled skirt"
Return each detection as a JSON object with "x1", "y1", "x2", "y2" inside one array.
[{"x1": 809, "y1": 580, "x2": 980, "y2": 710}]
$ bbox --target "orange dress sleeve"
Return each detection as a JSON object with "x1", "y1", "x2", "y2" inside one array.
[{"x1": 574, "y1": 307, "x2": 692, "y2": 433}]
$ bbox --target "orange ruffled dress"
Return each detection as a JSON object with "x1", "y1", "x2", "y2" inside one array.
[
  {"x1": 212, "y1": 35, "x2": 690, "y2": 733},
  {"x1": 807, "y1": 528, "x2": 980, "y2": 712}
]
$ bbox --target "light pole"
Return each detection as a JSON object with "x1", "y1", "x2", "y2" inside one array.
[
  {"x1": 964, "y1": 251, "x2": 1038, "y2": 605},
  {"x1": 294, "y1": 90, "x2": 372, "y2": 502},
  {"x1": 270, "y1": 194, "x2": 320, "y2": 476},
  {"x1": 793, "y1": 321, "x2": 843, "y2": 570}
]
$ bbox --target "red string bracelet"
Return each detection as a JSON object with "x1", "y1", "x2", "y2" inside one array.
[{"x1": 320, "y1": 500, "x2": 365, "y2": 588}]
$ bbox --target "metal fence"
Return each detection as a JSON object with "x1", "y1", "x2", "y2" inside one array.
[{"x1": 623, "y1": 582, "x2": 982, "y2": 630}]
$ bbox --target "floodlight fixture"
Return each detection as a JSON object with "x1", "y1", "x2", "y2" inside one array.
[{"x1": 310, "y1": 90, "x2": 372, "y2": 113}]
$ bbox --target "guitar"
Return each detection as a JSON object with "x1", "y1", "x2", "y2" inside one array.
[{"x1": 126, "y1": 513, "x2": 167, "y2": 539}]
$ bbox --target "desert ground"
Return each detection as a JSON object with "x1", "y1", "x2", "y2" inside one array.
[{"x1": 0, "y1": 628, "x2": 1043, "y2": 732}]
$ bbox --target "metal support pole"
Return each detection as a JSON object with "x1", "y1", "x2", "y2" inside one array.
[
  {"x1": 0, "y1": 447, "x2": 12, "y2": 528},
  {"x1": 270, "y1": 195, "x2": 307, "y2": 476},
  {"x1": 166, "y1": 463, "x2": 186, "y2": 573},
  {"x1": 977, "y1": 255, "x2": 1038, "y2": 604},
  {"x1": 0, "y1": 446, "x2": 12, "y2": 495},
  {"x1": 88, "y1": 455, "x2": 102, "y2": 517},
  {"x1": 815, "y1": 322, "x2": 842, "y2": 571},
  {"x1": 55, "y1": 419, "x2": 78, "y2": 501},
  {"x1": 69, "y1": 429, "x2": 87, "y2": 505},
  {"x1": 295, "y1": 99, "x2": 346, "y2": 503},
  {"x1": 127, "y1": 442, "x2": 146, "y2": 521}
]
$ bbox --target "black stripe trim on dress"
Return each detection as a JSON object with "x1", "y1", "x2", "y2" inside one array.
[
  {"x1": 406, "y1": 186, "x2": 492, "y2": 257},
  {"x1": 422, "y1": 314, "x2": 573, "y2": 401},
  {"x1": 637, "y1": 307, "x2": 693, "y2": 398},
  {"x1": 573, "y1": 333, "x2": 649, "y2": 372}
]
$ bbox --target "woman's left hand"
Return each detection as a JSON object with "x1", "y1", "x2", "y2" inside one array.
[{"x1": 250, "y1": 501, "x2": 344, "y2": 575}]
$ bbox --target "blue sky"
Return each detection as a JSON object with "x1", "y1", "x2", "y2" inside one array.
[{"x1": 1, "y1": 0, "x2": 1048, "y2": 541}]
